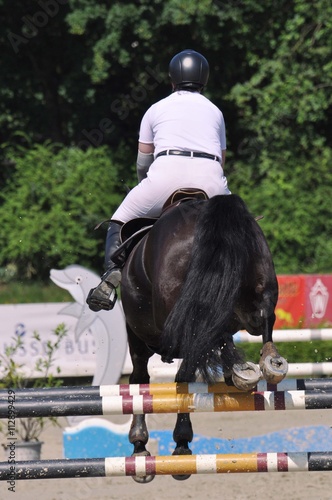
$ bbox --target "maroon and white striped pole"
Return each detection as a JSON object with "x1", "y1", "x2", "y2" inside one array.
[{"x1": 1, "y1": 452, "x2": 332, "y2": 480}]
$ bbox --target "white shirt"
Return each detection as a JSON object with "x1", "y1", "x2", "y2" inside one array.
[{"x1": 139, "y1": 91, "x2": 226, "y2": 159}]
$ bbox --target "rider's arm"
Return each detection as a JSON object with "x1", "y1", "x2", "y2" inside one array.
[
  {"x1": 222, "y1": 149, "x2": 226, "y2": 167},
  {"x1": 136, "y1": 142, "x2": 154, "y2": 182}
]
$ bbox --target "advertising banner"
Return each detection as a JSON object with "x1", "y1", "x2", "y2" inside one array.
[
  {"x1": 275, "y1": 275, "x2": 332, "y2": 329},
  {"x1": 275, "y1": 275, "x2": 305, "y2": 328},
  {"x1": 0, "y1": 303, "x2": 97, "y2": 379},
  {"x1": 305, "y1": 275, "x2": 332, "y2": 327}
]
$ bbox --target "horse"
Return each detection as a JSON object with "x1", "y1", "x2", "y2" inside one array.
[{"x1": 120, "y1": 192, "x2": 288, "y2": 482}]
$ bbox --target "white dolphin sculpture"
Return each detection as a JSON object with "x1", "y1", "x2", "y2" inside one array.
[{"x1": 50, "y1": 265, "x2": 128, "y2": 387}]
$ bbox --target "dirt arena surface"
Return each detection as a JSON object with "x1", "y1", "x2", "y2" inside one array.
[{"x1": 2, "y1": 408, "x2": 332, "y2": 500}]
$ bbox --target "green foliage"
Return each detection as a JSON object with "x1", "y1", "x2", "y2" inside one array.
[
  {"x1": 232, "y1": 148, "x2": 332, "y2": 273},
  {"x1": 0, "y1": 324, "x2": 67, "y2": 441},
  {"x1": 228, "y1": 0, "x2": 332, "y2": 155},
  {"x1": 0, "y1": 0, "x2": 331, "y2": 274},
  {"x1": 226, "y1": 0, "x2": 332, "y2": 273},
  {"x1": 241, "y1": 340, "x2": 332, "y2": 367},
  {"x1": 0, "y1": 282, "x2": 71, "y2": 304},
  {"x1": 0, "y1": 142, "x2": 123, "y2": 279}
]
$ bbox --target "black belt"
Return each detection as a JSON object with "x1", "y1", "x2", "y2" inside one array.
[{"x1": 156, "y1": 150, "x2": 220, "y2": 162}]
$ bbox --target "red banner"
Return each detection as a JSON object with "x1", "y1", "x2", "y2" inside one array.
[
  {"x1": 275, "y1": 275, "x2": 332, "y2": 329},
  {"x1": 305, "y1": 275, "x2": 332, "y2": 327}
]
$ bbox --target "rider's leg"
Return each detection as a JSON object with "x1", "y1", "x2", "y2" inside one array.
[
  {"x1": 87, "y1": 158, "x2": 230, "y2": 313},
  {"x1": 86, "y1": 221, "x2": 124, "y2": 311}
]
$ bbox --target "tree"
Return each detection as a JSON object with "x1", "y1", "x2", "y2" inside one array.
[
  {"x1": 227, "y1": 0, "x2": 332, "y2": 272},
  {"x1": 0, "y1": 142, "x2": 123, "y2": 279},
  {"x1": 0, "y1": 0, "x2": 331, "y2": 274}
]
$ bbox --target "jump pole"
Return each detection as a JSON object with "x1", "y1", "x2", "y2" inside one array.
[
  {"x1": 2, "y1": 390, "x2": 332, "y2": 418},
  {"x1": 4, "y1": 377, "x2": 332, "y2": 400},
  {"x1": 1, "y1": 452, "x2": 332, "y2": 480}
]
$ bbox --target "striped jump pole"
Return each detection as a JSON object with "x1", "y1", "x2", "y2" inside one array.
[
  {"x1": 2, "y1": 390, "x2": 332, "y2": 418},
  {"x1": 1, "y1": 452, "x2": 332, "y2": 480},
  {"x1": 3, "y1": 377, "x2": 332, "y2": 400},
  {"x1": 235, "y1": 328, "x2": 332, "y2": 343}
]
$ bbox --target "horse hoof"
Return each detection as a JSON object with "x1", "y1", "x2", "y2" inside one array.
[
  {"x1": 232, "y1": 362, "x2": 262, "y2": 391},
  {"x1": 173, "y1": 473, "x2": 191, "y2": 481},
  {"x1": 131, "y1": 450, "x2": 155, "y2": 484},
  {"x1": 132, "y1": 474, "x2": 155, "y2": 484},
  {"x1": 172, "y1": 448, "x2": 192, "y2": 481},
  {"x1": 260, "y1": 354, "x2": 288, "y2": 384}
]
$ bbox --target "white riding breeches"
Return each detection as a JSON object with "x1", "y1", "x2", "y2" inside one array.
[{"x1": 112, "y1": 156, "x2": 231, "y2": 224}]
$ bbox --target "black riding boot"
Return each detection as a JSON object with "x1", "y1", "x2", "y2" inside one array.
[{"x1": 86, "y1": 221, "x2": 124, "y2": 312}]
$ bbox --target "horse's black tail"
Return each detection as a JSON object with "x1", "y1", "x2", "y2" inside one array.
[{"x1": 161, "y1": 194, "x2": 259, "y2": 384}]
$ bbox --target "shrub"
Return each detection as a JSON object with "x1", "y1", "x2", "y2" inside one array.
[{"x1": 0, "y1": 142, "x2": 124, "y2": 279}]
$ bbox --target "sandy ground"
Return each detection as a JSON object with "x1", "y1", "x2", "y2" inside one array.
[{"x1": 2, "y1": 407, "x2": 332, "y2": 500}]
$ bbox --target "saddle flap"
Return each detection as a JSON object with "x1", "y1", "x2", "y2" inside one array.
[
  {"x1": 111, "y1": 218, "x2": 156, "y2": 265},
  {"x1": 120, "y1": 217, "x2": 157, "y2": 242}
]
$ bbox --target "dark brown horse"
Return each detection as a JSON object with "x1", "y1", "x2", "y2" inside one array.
[{"x1": 120, "y1": 193, "x2": 288, "y2": 482}]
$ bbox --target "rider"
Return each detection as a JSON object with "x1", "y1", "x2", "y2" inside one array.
[{"x1": 87, "y1": 49, "x2": 230, "y2": 312}]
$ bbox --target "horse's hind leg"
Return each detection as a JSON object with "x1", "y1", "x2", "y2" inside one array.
[
  {"x1": 260, "y1": 340, "x2": 288, "y2": 384},
  {"x1": 260, "y1": 314, "x2": 288, "y2": 384},
  {"x1": 127, "y1": 326, "x2": 154, "y2": 483},
  {"x1": 221, "y1": 335, "x2": 262, "y2": 391},
  {"x1": 242, "y1": 286, "x2": 288, "y2": 386}
]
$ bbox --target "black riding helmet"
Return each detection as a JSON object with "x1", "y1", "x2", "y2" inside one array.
[{"x1": 169, "y1": 49, "x2": 209, "y2": 90}]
